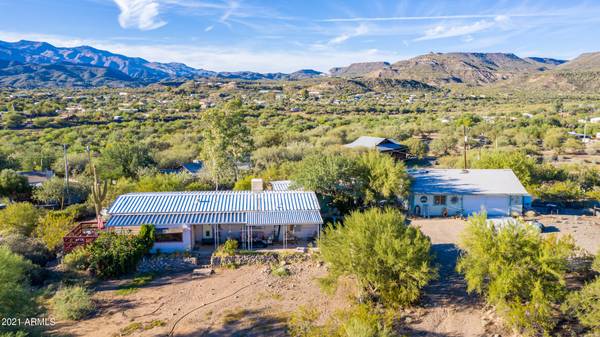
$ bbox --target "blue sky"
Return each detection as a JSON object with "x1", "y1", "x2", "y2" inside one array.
[{"x1": 1, "y1": 0, "x2": 599, "y2": 72}]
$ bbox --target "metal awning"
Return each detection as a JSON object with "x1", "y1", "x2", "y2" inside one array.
[
  {"x1": 106, "y1": 212, "x2": 246, "y2": 227},
  {"x1": 246, "y1": 211, "x2": 323, "y2": 226}
]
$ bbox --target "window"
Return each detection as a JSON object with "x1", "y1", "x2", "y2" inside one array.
[
  {"x1": 450, "y1": 196, "x2": 459, "y2": 204},
  {"x1": 434, "y1": 195, "x2": 447, "y2": 205},
  {"x1": 155, "y1": 228, "x2": 183, "y2": 242},
  {"x1": 420, "y1": 196, "x2": 428, "y2": 203}
]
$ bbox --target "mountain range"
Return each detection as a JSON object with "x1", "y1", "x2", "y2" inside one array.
[
  {"x1": 0, "y1": 40, "x2": 324, "y2": 87},
  {"x1": 0, "y1": 39, "x2": 599, "y2": 90}
]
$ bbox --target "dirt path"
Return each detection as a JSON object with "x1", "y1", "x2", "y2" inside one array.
[{"x1": 406, "y1": 219, "x2": 513, "y2": 337}]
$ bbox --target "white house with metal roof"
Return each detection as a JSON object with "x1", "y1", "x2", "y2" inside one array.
[
  {"x1": 408, "y1": 169, "x2": 530, "y2": 218},
  {"x1": 106, "y1": 187, "x2": 323, "y2": 252}
]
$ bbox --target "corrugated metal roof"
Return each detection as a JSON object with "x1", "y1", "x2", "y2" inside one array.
[
  {"x1": 247, "y1": 211, "x2": 322, "y2": 226},
  {"x1": 108, "y1": 190, "x2": 320, "y2": 215},
  {"x1": 344, "y1": 136, "x2": 406, "y2": 151},
  {"x1": 270, "y1": 180, "x2": 293, "y2": 191},
  {"x1": 409, "y1": 169, "x2": 529, "y2": 195},
  {"x1": 106, "y1": 212, "x2": 246, "y2": 227}
]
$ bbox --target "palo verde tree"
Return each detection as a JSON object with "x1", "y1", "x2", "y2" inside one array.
[
  {"x1": 199, "y1": 99, "x2": 253, "y2": 190},
  {"x1": 319, "y1": 208, "x2": 436, "y2": 308},
  {"x1": 457, "y1": 213, "x2": 576, "y2": 335}
]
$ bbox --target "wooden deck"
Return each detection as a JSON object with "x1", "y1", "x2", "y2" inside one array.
[{"x1": 63, "y1": 220, "x2": 103, "y2": 253}]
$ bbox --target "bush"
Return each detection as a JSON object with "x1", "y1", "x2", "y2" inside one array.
[
  {"x1": 50, "y1": 286, "x2": 95, "y2": 320},
  {"x1": 287, "y1": 304, "x2": 394, "y2": 337},
  {"x1": 87, "y1": 224, "x2": 155, "y2": 278},
  {"x1": 214, "y1": 239, "x2": 239, "y2": 257},
  {"x1": 0, "y1": 202, "x2": 42, "y2": 236},
  {"x1": 0, "y1": 233, "x2": 53, "y2": 266},
  {"x1": 562, "y1": 251, "x2": 600, "y2": 335},
  {"x1": 0, "y1": 246, "x2": 36, "y2": 320},
  {"x1": 457, "y1": 213, "x2": 576, "y2": 335},
  {"x1": 34, "y1": 209, "x2": 77, "y2": 251},
  {"x1": 319, "y1": 208, "x2": 435, "y2": 307},
  {"x1": 62, "y1": 246, "x2": 91, "y2": 271}
]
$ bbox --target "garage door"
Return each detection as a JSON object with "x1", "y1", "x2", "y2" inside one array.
[{"x1": 463, "y1": 195, "x2": 509, "y2": 217}]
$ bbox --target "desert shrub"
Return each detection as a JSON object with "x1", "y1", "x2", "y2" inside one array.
[
  {"x1": 0, "y1": 246, "x2": 36, "y2": 320},
  {"x1": 62, "y1": 246, "x2": 91, "y2": 271},
  {"x1": 214, "y1": 239, "x2": 239, "y2": 257},
  {"x1": 562, "y1": 251, "x2": 600, "y2": 336},
  {"x1": 34, "y1": 209, "x2": 77, "y2": 251},
  {"x1": 319, "y1": 208, "x2": 435, "y2": 308},
  {"x1": 50, "y1": 285, "x2": 95, "y2": 320},
  {"x1": 87, "y1": 224, "x2": 155, "y2": 278},
  {"x1": 0, "y1": 233, "x2": 53, "y2": 266},
  {"x1": 0, "y1": 202, "x2": 42, "y2": 236},
  {"x1": 287, "y1": 304, "x2": 394, "y2": 337},
  {"x1": 270, "y1": 264, "x2": 291, "y2": 277},
  {"x1": 457, "y1": 213, "x2": 576, "y2": 335}
]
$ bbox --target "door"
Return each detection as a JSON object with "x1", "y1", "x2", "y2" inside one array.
[
  {"x1": 194, "y1": 224, "x2": 213, "y2": 243},
  {"x1": 463, "y1": 195, "x2": 509, "y2": 217}
]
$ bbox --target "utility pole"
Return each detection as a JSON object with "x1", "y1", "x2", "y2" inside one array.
[
  {"x1": 463, "y1": 124, "x2": 468, "y2": 170},
  {"x1": 63, "y1": 144, "x2": 70, "y2": 206}
]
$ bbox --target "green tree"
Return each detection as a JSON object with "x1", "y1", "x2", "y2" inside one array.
[
  {"x1": 404, "y1": 137, "x2": 428, "y2": 159},
  {"x1": 0, "y1": 202, "x2": 42, "y2": 236},
  {"x1": 199, "y1": 101, "x2": 253, "y2": 189},
  {"x1": 2, "y1": 112, "x2": 25, "y2": 129},
  {"x1": 457, "y1": 213, "x2": 575, "y2": 335},
  {"x1": 358, "y1": 151, "x2": 410, "y2": 205},
  {"x1": 292, "y1": 153, "x2": 364, "y2": 213},
  {"x1": 100, "y1": 141, "x2": 155, "y2": 179},
  {"x1": 471, "y1": 150, "x2": 538, "y2": 188},
  {"x1": 0, "y1": 169, "x2": 30, "y2": 202},
  {"x1": 33, "y1": 176, "x2": 88, "y2": 209},
  {"x1": 543, "y1": 128, "x2": 566, "y2": 152},
  {"x1": 319, "y1": 208, "x2": 435, "y2": 307}
]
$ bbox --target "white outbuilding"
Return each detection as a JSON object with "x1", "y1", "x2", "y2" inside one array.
[{"x1": 408, "y1": 169, "x2": 530, "y2": 218}]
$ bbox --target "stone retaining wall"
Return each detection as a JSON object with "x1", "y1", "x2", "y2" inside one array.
[
  {"x1": 137, "y1": 255, "x2": 199, "y2": 274},
  {"x1": 210, "y1": 251, "x2": 310, "y2": 267}
]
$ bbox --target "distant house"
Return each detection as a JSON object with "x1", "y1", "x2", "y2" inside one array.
[
  {"x1": 105, "y1": 180, "x2": 323, "y2": 252},
  {"x1": 590, "y1": 117, "x2": 600, "y2": 123},
  {"x1": 344, "y1": 136, "x2": 409, "y2": 160},
  {"x1": 160, "y1": 161, "x2": 204, "y2": 176},
  {"x1": 18, "y1": 170, "x2": 54, "y2": 187},
  {"x1": 408, "y1": 169, "x2": 530, "y2": 218}
]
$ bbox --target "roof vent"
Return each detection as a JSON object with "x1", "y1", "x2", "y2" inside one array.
[{"x1": 251, "y1": 178, "x2": 264, "y2": 193}]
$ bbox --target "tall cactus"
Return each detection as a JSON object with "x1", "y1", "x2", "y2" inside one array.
[{"x1": 88, "y1": 147, "x2": 108, "y2": 228}]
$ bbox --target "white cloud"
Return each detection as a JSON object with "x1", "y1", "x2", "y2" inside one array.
[
  {"x1": 0, "y1": 30, "x2": 405, "y2": 72},
  {"x1": 415, "y1": 19, "x2": 497, "y2": 41},
  {"x1": 204, "y1": 25, "x2": 214, "y2": 32},
  {"x1": 113, "y1": 0, "x2": 167, "y2": 30},
  {"x1": 322, "y1": 13, "x2": 562, "y2": 22},
  {"x1": 328, "y1": 23, "x2": 369, "y2": 44}
]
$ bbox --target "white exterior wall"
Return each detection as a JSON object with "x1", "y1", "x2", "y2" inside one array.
[{"x1": 411, "y1": 194, "x2": 524, "y2": 217}]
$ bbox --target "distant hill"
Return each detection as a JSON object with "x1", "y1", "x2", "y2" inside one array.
[
  {"x1": 354, "y1": 52, "x2": 564, "y2": 86},
  {"x1": 329, "y1": 62, "x2": 391, "y2": 78},
  {"x1": 556, "y1": 52, "x2": 600, "y2": 71},
  {"x1": 520, "y1": 52, "x2": 600, "y2": 91},
  {"x1": 0, "y1": 40, "x2": 323, "y2": 87}
]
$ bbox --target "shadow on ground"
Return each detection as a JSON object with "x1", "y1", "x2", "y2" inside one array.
[
  {"x1": 172, "y1": 308, "x2": 287, "y2": 337},
  {"x1": 421, "y1": 243, "x2": 479, "y2": 308}
]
